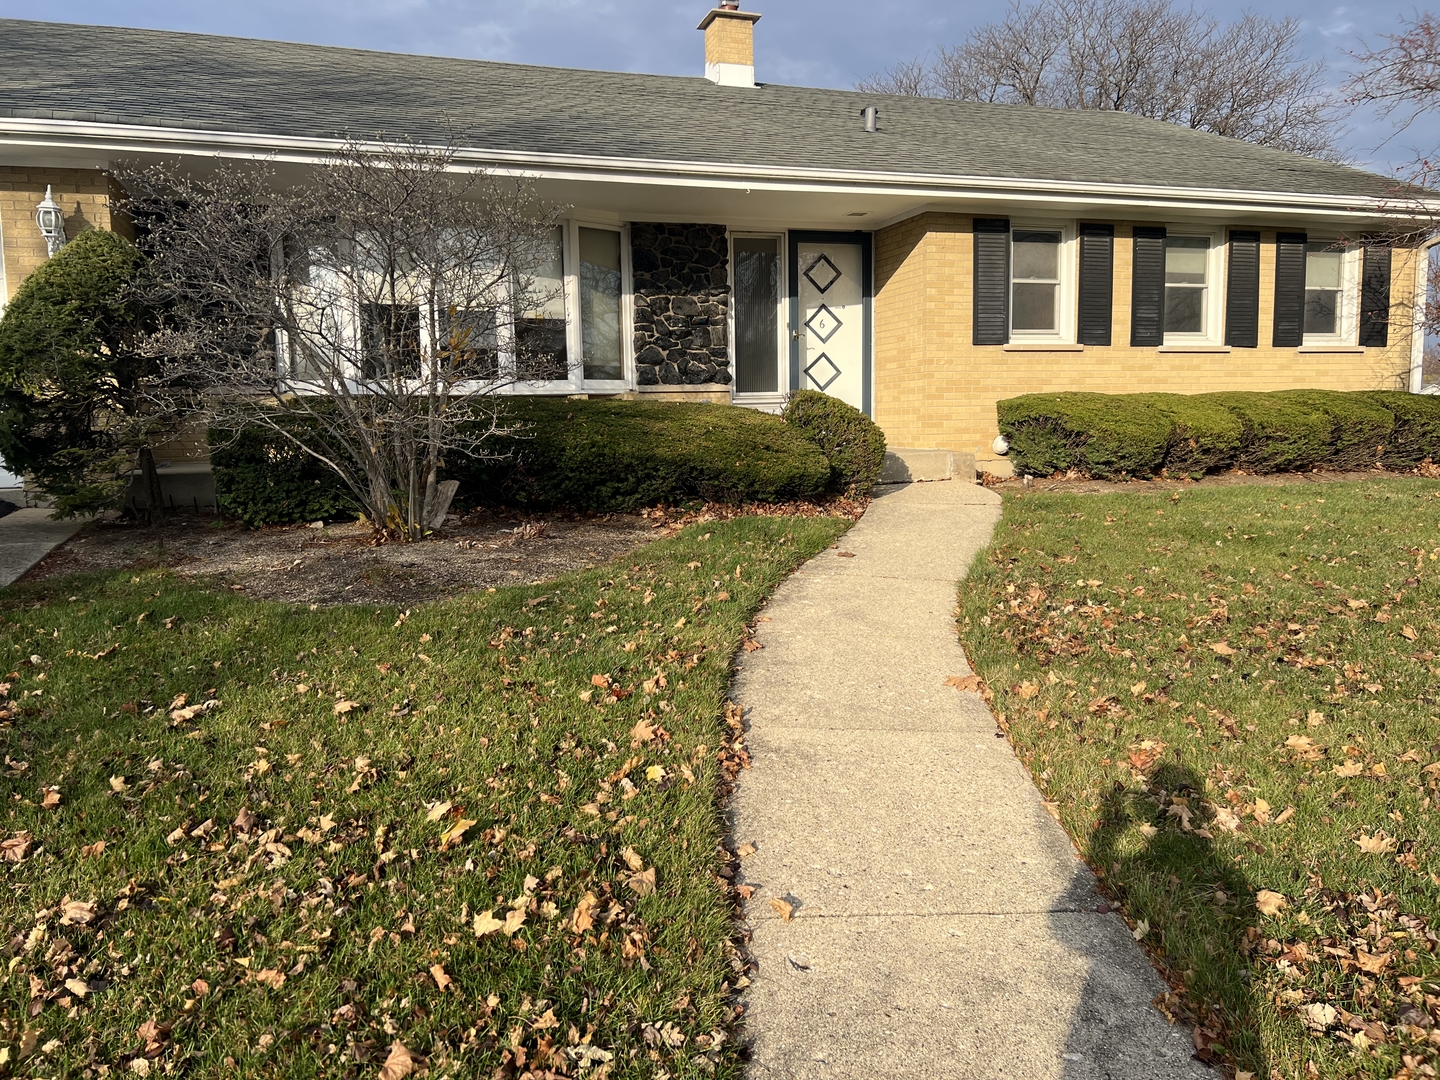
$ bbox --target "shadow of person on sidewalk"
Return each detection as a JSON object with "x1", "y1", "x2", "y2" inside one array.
[{"x1": 1054, "y1": 757, "x2": 1266, "y2": 1079}]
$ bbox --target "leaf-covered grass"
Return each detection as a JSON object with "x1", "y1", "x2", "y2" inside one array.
[
  {"x1": 958, "y1": 478, "x2": 1440, "y2": 1080},
  {"x1": 0, "y1": 513, "x2": 849, "y2": 1078}
]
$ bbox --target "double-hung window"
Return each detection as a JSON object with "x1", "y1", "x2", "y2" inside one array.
[
  {"x1": 1162, "y1": 233, "x2": 1223, "y2": 344},
  {"x1": 1303, "y1": 241, "x2": 1354, "y2": 344},
  {"x1": 1010, "y1": 226, "x2": 1071, "y2": 341}
]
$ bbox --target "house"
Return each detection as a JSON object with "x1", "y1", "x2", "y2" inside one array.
[{"x1": 0, "y1": 4, "x2": 1431, "y2": 495}]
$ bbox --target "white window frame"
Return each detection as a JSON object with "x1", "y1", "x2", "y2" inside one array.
[
  {"x1": 1009, "y1": 221, "x2": 1075, "y2": 344},
  {"x1": 274, "y1": 219, "x2": 636, "y2": 395},
  {"x1": 561, "y1": 218, "x2": 632, "y2": 394},
  {"x1": 1162, "y1": 227, "x2": 1225, "y2": 346},
  {"x1": 1302, "y1": 238, "x2": 1360, "y2": 347},
  {"x1": 729, "y1": 231, "x2": 788, "y2": 411}
]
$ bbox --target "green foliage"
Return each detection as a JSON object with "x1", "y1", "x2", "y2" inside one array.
[
  {"x1": 997, "y1": 392, "x2": 1174, "y2": 478},
  {"x1": 1137, "y1": 393, "x2": 1245, "y2": 478},
  {"x1": 779, "y1": 389, "x2": 888, "y2": 494},
  {"x1": 0, "y1": 229, "x2": 155, "y2": 516},
  {"x1": 447, "y1": 397, "x2": 830, "y2": 511},
  {"x1": 210, "y1": 427, "x2": 360, "y2": 526},
  {"x1": 958, "y1": 479, "x2": 1440, "y2": 1078},
  {"x1": 998, "y1": 389, "x2": 1440, "y2": 479},
  {"x1": 0, "y1": 513, "x2": 850, "y2": 1078},
  {"x1": 1364, "y1": 391, "x2": 1440, "y2": 468}
]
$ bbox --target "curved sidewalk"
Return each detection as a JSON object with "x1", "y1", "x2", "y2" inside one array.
[
  {"x1": 0, "y1": 508, "x2": 83, "y2": 587},
  {"x1": 730, "y1": 480, "x2": 1209, "y2": 1080}
]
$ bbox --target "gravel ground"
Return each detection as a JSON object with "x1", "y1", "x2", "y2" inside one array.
[{"x1": 20, "y1": 510, "x2": 660, "y2": 606}]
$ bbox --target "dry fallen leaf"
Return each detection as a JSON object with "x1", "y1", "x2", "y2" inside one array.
[
  {"x1": 81, "y1": 840, "x2": 105, "y2": 858},
  {"x1": 621, "y1": 847, "x2": 645, "y2": 872},
  {"x1": 1274, "y1": 806, "x2": 1296, "y2": 825},
  {"x1": 626, "y1": 867, "x2": 658, "y2": 898},
  {"x1": 108, "y1": 775, "x2": 128, "y2": 793},
  {"x1": 1305, "y1": 1003, "x2": 1338, "y2": 1028},
  {"x1": 1401, "y1": 625, "x2": 1419, "y2": 641},
  {"x1": 424, "y1": 801, "x2": 453, "y2": 823},
  {"x1": 945, "y1": 674, "x2": 981, "y2": 693},
  {"x1": 253, "y1": 968, "x2": 286, "y2": 989},
  {"x1": 502, "y1": 908, "x2": 527, "y2": 936},
  {"x1": 1255, "y1": 890, "x2": 1287, "y2": 916},
  {"x1": 1, "y1": 832, "x2": 32, "y2": 863},
  {"x1": 630, "y1": 719, "x2": 656, "y2": 746},
  {"x1": 1333, "y1": 760, "x2": 1364, "y2": 778},
  {"x1": 378, "y1": 1041, "x2": 417, "y2": 1080},
  {"x1": 438, "y1": 819, "x2": 476, "y2": 850},
  {"x1": 1212, "y1": 807, "x2": 1242, "y2": 833},
  {"x1": 571, "y1": 892, "x2": 599, "y2": 933},
  {"x1": 60, "y1": 899, "x2": 96, "y2": 925},
  {"x1": 40, "y1": 787, "x2": 60, "y2": 809},
  {"x1": 332, "y1": 700, "x2": 361, "y2": 715},
  {"x1": 473, "y1": 911, "x2": 503, "y2": 938},
  {"x1": 1138, "y1": 823, "x2": 1158, "y2": 839},
  {"x1": 1015, "y1": 681, "x2": 1039, "y2": 699},
  {"x1": 1356, "y1": 832, "x2": 1398, "y2": 854},
  {"x1": 770, "y1": 898, "x2": 794, "y2": 921},
  {"x1": 1354, "y1": 948, "x2": 1392, "y2": 974},
  {"x1": 64, "y1": 977, "x2": 90, "y2": 998},
  {"x1": 1131, "y1": 919, "x2": 1149, "y2": 941},
  {"x1": 1208, "y1": 641, "x2": 1236, "y2": 656},
  {"x1": 429, "y1": 964, "x2": 452, "y2": 992}
]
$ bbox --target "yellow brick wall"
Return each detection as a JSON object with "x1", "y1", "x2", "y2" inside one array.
[
  {"x1": 0, "y1": 166, "x2": 121, "y2": 305},
  {"x1": 873, "y1": 212, "x2": 1420, "y2": 462},
  {"x1": 704, "y1": 14, "x2": 756, "y2": 67}
]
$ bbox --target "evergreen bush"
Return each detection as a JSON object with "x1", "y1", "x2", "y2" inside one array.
[{"x1": 780, "y1": 389, "x2": 888, "y2": 494}]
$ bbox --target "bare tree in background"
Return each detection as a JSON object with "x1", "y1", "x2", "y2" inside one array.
[
  {"x1": 121, "y1": 141, "x2": 566, "y2": 539},
  {"x1": 1348, "y1": 16, "x2": 1440, "y2": 389},
  {"x1": 858, "y1": 0, "x2": 1343, "y2": 159}
]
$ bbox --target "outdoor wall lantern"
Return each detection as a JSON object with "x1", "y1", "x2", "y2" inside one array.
[{"x1": 35, "y1": 185, "x2": 67, "y2": 257}]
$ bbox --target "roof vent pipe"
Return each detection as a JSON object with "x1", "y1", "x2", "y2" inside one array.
[{"x1": 861, "y1": 106, "x2": 878, "y2": 132}]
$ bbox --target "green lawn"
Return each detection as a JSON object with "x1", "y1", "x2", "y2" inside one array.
[
  {"x1": 958, "y1": 477, "x2": 1440, "y2": 1079},
  {"x1": 0, "y1": 514, "x2": 849, "y2": 1079}
]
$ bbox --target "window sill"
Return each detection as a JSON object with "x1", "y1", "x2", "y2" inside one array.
[
  {"x1": 1298, "y1": 344, "x2": 1366, "y2": 354},
  {"x1": 1002, "y1": 342, "x2": 1084, "y2": 351},
  {"x1": 1157, "y1": 344, "x2": 1231, "y2": 353}
]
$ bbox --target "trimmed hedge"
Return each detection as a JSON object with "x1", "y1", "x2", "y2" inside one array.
[
  {"x1": 445, "y1": 397, "x2": 830, "y2": 511},
  {"x1": 998, "y1": 389, "x2": 1440, "y2": 480},
  {"x1": 780, "y1": 389, "x2": 887, "y2": 494},
  {"x1": 210, "y1": 427, "x2": 360, "y2": 526}
]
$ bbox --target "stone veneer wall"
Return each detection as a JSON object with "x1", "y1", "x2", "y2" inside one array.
[{"x1": 630, "y1": 223, "x2": 731, "y2": 386}]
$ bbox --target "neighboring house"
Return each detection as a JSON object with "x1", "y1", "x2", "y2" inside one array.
[{"x1": 0, "y1": 4, "x2": 1432, "y2": 492}]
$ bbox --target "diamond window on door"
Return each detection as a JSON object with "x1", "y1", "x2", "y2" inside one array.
[
  {"x1": 804, "y1": 303, "x2": 842, "y2": 343},
  {"x1": 804, "y1": 353, "x2": 841, "y2": 390},
  {"x1": 803, "y1": 253, "x2": 842, "y2": 293}
]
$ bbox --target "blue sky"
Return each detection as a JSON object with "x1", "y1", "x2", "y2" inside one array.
[{"x1": 0, "y1": 0, "x2": 1431, "y2": 173}]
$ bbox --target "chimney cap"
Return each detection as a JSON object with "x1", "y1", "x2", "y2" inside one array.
[{"x1": 697, "y1": 6, "x2": 760, "y2": 30}]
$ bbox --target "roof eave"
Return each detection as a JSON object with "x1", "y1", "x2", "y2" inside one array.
[{"x1": 0, "y1": 116, "x2": 1427, "y2": 220}]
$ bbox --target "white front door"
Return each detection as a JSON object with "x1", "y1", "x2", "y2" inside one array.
[{"x1": 796, "y1": 241, "x2": 866, "y2": 412}]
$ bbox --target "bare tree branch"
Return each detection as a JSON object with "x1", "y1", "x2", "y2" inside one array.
[
  {"x1": 861, "y1": 0, "x2": 1345, "y2": 160},
  {"x1": 118, "y1": 139, "x2": 566, "y2": 540}
]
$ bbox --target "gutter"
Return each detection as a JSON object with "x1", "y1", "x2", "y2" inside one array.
[{"x1": 1, "y1": 116, "x2": 1433, "y2": 220}]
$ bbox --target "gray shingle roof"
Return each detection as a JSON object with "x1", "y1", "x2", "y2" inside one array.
[{"x1": 0, "y1": 17, "x2": 1402, "y2": 201}]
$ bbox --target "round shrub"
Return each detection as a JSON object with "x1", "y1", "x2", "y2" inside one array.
[
  {"x1": 446, "y1": 397, "x2": 830, "y2": 511},
  {"x1": 210, "y1": 427, "x2": 359, "y2": 526},
  {"x1": 780, "y1": 390, "x2": 887, "y2": 494}
]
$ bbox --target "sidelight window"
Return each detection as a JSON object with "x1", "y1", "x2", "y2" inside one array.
[{"x1": 732, "y1": 235, "x2": 783, "y2": 395}]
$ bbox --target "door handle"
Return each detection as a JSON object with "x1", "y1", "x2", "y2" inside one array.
[{"x1": 791, "y1": 328, "x2": 801, "y2": 340}]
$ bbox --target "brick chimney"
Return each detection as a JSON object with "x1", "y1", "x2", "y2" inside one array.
[{"x1": 698, "y1": 3, "x2": 760, "y2": 87}]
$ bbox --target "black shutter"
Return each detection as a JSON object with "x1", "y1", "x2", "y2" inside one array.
[
  {"x1": 1224, "y1": 230, "x2": 1261, "y2": 348},
  {"x1": 1130, "y1": 226, "x2": 1166, "y2": 346},
  {"x1": 1077, "y1": 223, "x2": 1114, "y2": 346},
  {"x1": 1359, "y1": 242, "x2": 1392, "y2": 347},
  {"x1": 1272, "y1": 231, "x2": 1307, "y2": 347},
  {"x1": 973, "y1": 218, "x2": 1010, "y2": 345}
]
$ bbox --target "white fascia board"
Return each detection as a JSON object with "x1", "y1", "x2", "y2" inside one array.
[{"x1": 1, "y1": 116, "x2": 1433, "y2": 220}]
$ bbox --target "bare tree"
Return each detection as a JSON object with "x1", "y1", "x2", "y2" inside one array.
[
  {"x1": 1347, "y1": 16, "x2": 1440, "y2": 381},
  {"x1": 858, "y1": 0, "x2": 1343, "y2": 159},
  {"x1": 120, "y1": 140, "x2": 566, "y2": 540}
]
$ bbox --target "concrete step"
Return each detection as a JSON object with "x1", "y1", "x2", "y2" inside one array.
[{"x1": 881, "y1": 447, "x2": 977, "y2": 484}]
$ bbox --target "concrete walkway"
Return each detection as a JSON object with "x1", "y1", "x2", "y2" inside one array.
[
  {"x1": 0, "y1": 508, "x2": 84, "y2": 587},
  {"x1": 730, "y1": 481, "x2": 1209, "y2": 1080}
]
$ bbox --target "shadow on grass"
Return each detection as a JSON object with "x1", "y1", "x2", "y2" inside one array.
[{"x1": 1058, "y1": 757, "x2": 1264, "y2": 1078}]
